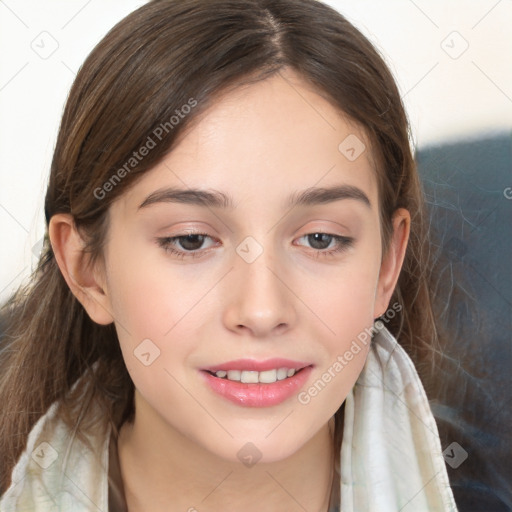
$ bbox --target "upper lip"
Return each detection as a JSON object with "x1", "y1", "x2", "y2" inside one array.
[{"x1": 202, "y1": 358, "x2": 312, "y2": 373}]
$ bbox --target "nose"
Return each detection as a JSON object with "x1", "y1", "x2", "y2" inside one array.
[{"x1": 222, "y1": 246, "x2": 297, "y2": 338}]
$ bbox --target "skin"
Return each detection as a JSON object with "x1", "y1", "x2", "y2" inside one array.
[{"x1": 50, "y1": 68, "x2": 410, "y2": 511}]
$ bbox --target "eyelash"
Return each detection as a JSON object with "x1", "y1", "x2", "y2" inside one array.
[{"x1": 156, "y1": 232, "x2": 354, "y2": 260}]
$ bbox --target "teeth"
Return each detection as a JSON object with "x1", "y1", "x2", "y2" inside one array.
[
  {"x1": 226, "y1": 370, "x2": 241, "y2": 381},
  {"x1": 259, "y1": 369, "x2": 277, "y2": 383},
  {"x1": 241, "y1": 371, "x2": 259, "y2": 384},
  {"x1": 214, "y1": 367, "x2": 300, "y2": 383},
  {"x1": 276, "y1": 368, "x2": 288, "y2": 380}
]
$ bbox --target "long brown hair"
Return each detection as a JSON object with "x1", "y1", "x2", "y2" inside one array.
[{"x1": 0, "y1": 0, "x2": 444, "y2": 492}]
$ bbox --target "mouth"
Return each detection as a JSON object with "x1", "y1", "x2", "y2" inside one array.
[
  {"x1": 204, "y1": 366, "x2": 306, "y2": 383},
  {"x1": 200, "y1": 359, "x2": 313, "y2": 407}
]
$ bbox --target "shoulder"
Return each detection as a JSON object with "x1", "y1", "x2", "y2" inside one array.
[{"x1": 0, "y1": 378, "x2": 111, "y2": 511}]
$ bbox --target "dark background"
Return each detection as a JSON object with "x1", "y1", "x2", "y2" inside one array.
[{"x1": 416, "y1": 131, "x2": 512, "y2": 511}]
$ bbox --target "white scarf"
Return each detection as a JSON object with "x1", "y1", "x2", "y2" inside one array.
[{"x1": 340, "y1": 325, "x2": 458, "y2": 511}]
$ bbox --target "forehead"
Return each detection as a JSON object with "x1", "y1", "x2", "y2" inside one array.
[{"x1": 117, "y1": 69, "x2": 378, "y2": 213}]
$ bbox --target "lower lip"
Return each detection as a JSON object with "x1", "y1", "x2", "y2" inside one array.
[{"x1": 201, "y1": 366, "x2": 313, "y2": 407}]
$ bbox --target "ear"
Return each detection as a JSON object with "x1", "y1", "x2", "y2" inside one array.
[
  {"x1": 373, "y1": 208, "x2": 410, "y2": 319},
  {"x1": 49, "y1": 213, "x2": 114, "y2": 325}
]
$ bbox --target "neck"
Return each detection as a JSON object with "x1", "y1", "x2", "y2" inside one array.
[{"x1": 117, "y1": 391, "x2": 336, "y2": 512}]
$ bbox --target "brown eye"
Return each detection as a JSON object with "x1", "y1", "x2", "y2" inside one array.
[
  {"x1": 176, "y1": 234, "x2": 207, "y2": 251},
  {"x1": 295, "y1": 233, "x2": 354, "y2": 257},
  {"x1": 156, "y1": 232, "x2": 219, "y2": 259}
]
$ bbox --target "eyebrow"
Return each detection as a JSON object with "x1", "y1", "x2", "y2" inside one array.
[{"x1": 137, "y1": 184, "x2": 371, "y2": 210}]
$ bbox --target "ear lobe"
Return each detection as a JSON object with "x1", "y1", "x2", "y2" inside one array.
[
  {"x1": 373, "y1": 208, "x2": 410, "y2": 319},
  {"x1": 49, "y1": 213, "x2": 114, "y2": 325}
]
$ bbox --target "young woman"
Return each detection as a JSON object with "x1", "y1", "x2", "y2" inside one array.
[{"x1": 0, "y1": 1, "x2": 458, "y2": 510}]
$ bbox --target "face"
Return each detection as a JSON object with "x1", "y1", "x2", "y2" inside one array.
[{"x1": 99, "y1": 68, "x2": 390, "y2": 463}]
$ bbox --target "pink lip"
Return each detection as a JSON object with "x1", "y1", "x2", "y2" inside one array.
[
  {"x1": 200, "y1": 361, "x2": 313, "y2": 408},
  {"x1": 202, "y1": 358, "x2": 311, "y2": 372}
]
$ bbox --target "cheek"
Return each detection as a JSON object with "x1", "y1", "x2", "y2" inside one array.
[
  {"x1": 297, "y1": 236, "x2": 381, "y2": 397},
  {"x1": 295, "y1": 266, "x2": 377, "y2": 418},
  {"x1": 104, "y1": 236, "x2": 211, "y2": 382},
  {"x1": 105, "y1": 235, "x2": 194, "y2": 339},
  {"x1": 104, "y1": 247, "x2": 197, "y2": 411},
  {"x1": 313, "y1": 273, "x2": 375, "y2": 375},
  {"x1": 301, "y1": 246, "x2": 381, "y2": 341},
  {"x1": 108, "y1": 262, "x2": 168, "y2": 338}
]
